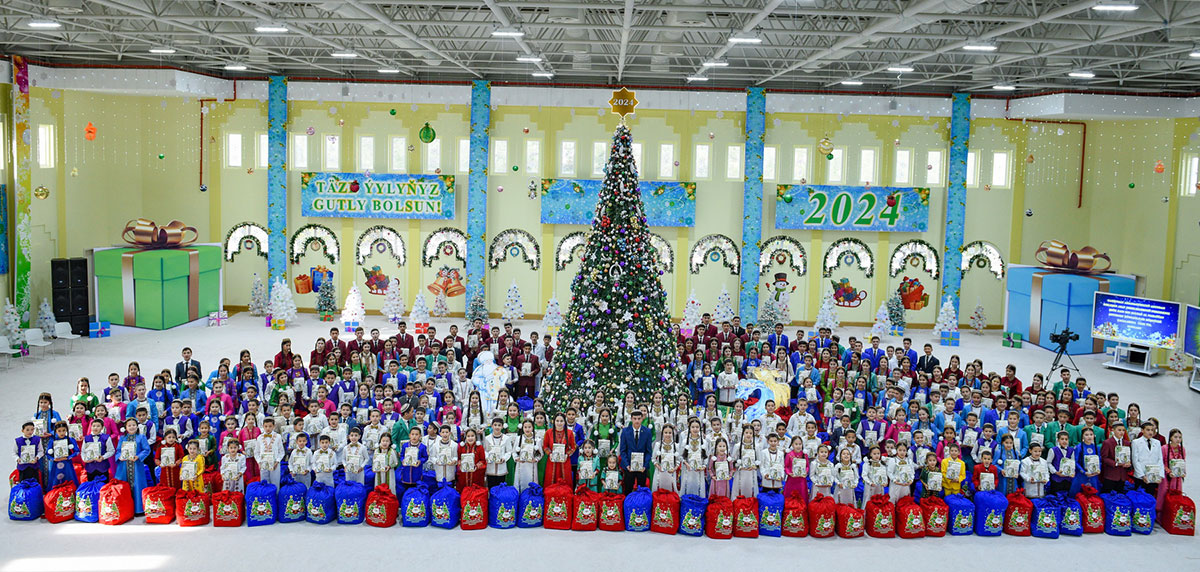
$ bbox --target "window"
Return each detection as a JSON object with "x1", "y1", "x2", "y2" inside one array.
[
  {"x1": 1180, "y1": 153, "x2": 1199, "y2": 197},
  {"x1": 560, "y1": 141, "x2": 577, "y2": 177},
  {"x1": 293, "y1": 134, "x2": 309, "y2": 169},
  {"x1": 763, "y1": 146, "x2": 778, "y2": 181},
  {"x1": 592, "y1": 141, "x2": 608, "y2": 176},
  {"x1": 257, "y1": 133, "x2": 269, "y2": 168},
  {"x1": 792, "y1": 147, "x2": 810, "y2": 182},
  {"x1": 525, "y1": 140, "x2": 541, "y2": 174},
  {"x1": 424, "y1": 138, "x2": 441, "y2": 173},
  {"x1": 493, "y1": 139, "x2": 508, "y2": 173},
  {"x1": 225, "y1": 132, "x2": 242, "y2": 168},
  {"x1": 859, "y1": 148, "x2": 877, "y2": 184},
  {"x1": 631, "y1": 143, "x2": 643, "y2": 173},
  {"x1": 36, "y1": 124, "x2": 56, "y2": 168},
  {"x1": 694, "y1": 144, "x2": 711, "y2": 179},
  {"x1": 390, "y1": 136, "x2": 407, "y2": 172},
  {"x1": 358, "y1": 135, "x2": 375, "y2": 172},
  {"x1": 966, "y1": 151, "x2": 978, "y2": 187},
  {"x1": 991, "y1": 151, "x2": 1010, "y2": 187},
  {"x1": 827, "y1": 148, "x2": 844, "y2": 183},
  {"x1": 659, "y1": 143, "x2": 675, "y2": 179},
  {"x1": 925, "y1": 150, "x2": 943, "y2": 185},
  {"x1": 894, "y1": 149, "x2": 912, "y2": 185},
  {"x1": 323, "y1": 134, "x2": 340, "y2": 171},
  {"x1": 458, "y1": 138, "x2": 470, "y2": 173},
  {"x1": 726, "y1": 145, "x2": 743, "y2": 180}
]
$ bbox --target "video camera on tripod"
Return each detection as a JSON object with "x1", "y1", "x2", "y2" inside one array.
[{"x1": 1046, "y1": 325, "x2": 1081, "y2": 377}]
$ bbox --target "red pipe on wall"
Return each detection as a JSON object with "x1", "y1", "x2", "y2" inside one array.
[
  {"x1": 197, "y1": 80, "x2": 240, "y2": 189},
  {"x1": 1004, "y1": 99, "x2": 1087, "y2": 209}
]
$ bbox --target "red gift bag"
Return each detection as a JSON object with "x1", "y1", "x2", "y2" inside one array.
[
  {"x1": 704, "y1": 495, "x2": 734, "y2": 539},
  {"x1": 142, "y1": 485, "x2": 177, "y2": 524},
  {"x1": 1076, "y1": 485, "x2": 1106, "y2": 534},
  {"x1": 865, "y1": 494, "x2": 896, "y2": 538},
  {"x1": 176, "y1": 491, "x2": 211, "y2": 526},
  {"x1": 8, "y1": 469, "x2": 18, "y2": 486},
  {"x1": 544, "y1": 484, "x2": 575, "y2": 530},
  {"x1": 44, "y1": 481, "x2": 77, "y2": 524},
  {"x1": 920, "y1": 496, "x2": 949, "y2": 537},
  {"x1": 212, "y1": 491, "x2": 245, "y2": 527},
  {"x1": 782, "y1": 492, "x2": 808, "y2": 538},
  {"x1": 365, "y1": 485, "x2": 399, "y2": 528},
  {"x1": 203, "y1": 467, "x2": 222, "y2": 495},
  {"x1": 1160, "y1": 490, "x2": 1195, "y2": 536},
  {"x1": 99, "y1": 480, "x2": 134, "y2": 525},
  {"x1": 599, "y1": 492, "x2": 625, "y2": 532},
  {"x1": 572, "y1": 486, "x2": 599, "y2": 532},
  {"x1": 1004, "y1": 490, "x2": 1033, "y2": 536},
  {"x1": 836, "y1": 504, "x2": 866, "y2": 538},
  {"x1": 896, "y1": 497, "x2": 926, "y2": 539},
  {"x1": 460, "y1": 485, "x2": 489, "y2": 530},
  {"x1": 808, "y1": 494, "x2": 837, "y2": 538},
  {"x1": 650, "y1": 490, "x2": 680, "y2": 535},
  {"x1": 733, "y1": 496, "x2": 760, "y2": 538}
]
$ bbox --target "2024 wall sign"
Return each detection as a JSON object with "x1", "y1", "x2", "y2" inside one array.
[{"x1": 775, "y1": 185, "x2": 931, "y2": 232}]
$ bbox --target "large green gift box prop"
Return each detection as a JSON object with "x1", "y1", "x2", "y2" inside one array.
[{"x1": 95, "y1": 246, "x2": 221, "y2": 330}]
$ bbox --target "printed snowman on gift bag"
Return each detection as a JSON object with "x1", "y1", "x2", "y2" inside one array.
[
  {"x1": 548, "y1": 499, "x2": 569, "y2": 524},
  {"x1": 576, "y1": 502, "x2": 596, "y2": 525},
  {"x1": 432, "y1": 501, "x2": 451, "y2": 525},
  {"x1": 628, "y1": 509, "x2": 650, "y2": 531},
  {"x1": 715, "y1": 511, "x2": 734, "y2": 536},
  {"x1": 761, "y1": 508, "x2": 781, "y2": 532},
  {"x1": 600, "y1": 503, "x2": 620, "y2": 527},
  {"x1": 815, "y1": 514, "x2": 835, "y2": 536},
  {"x1": 307, "y1": 500, "x2": 327, "y2": 521},
  {"x1": 184, "y1": 499, "x2": 205, "y2": 519},
  {"x1": 216, "y1": 500, "x2": 238, "y2": 522},
  {"x1": 874, "y1": 511, "x2": 894, "y2": 534},
  {"x1": 496, "y1": 504, "x2": 516, "y2": 527},
  {"x1": 463, "y1": 502, "x2": 485, "y2": 527},
  {"x1": 406, "y1": 499, "x2": 426, "y2": 522},
  {"x1": 682, "y1": 510, "x2": 703, "y2": 535},
  {"x1": 284, "y1": 498, "x2": 303, "y2": 519},
  {"x1": 1084, "y1": 504, "x2": 1103, "y2": 529},
  {"x1": 54, "y1": 494, "x2": 75, "y2": 519},
  {"x1": 904, "y1": 511, "x2": 925, "y2": 535},
  {"x1": 984, "y1": 510, "x2": 1003, "y2": 534},
  {"x1": 145, "y1": 498, "x2": 167, "y2": 520},
  {"x1": 1112, "y1": 507, "x2": 1131, "y2": 531},
  {"x1": 1061, "y1": 507, "x2": 1080, "y2": 530},
  {"x1": 250, "y1": 499, "x2": 273, "y2": 522},
  {"x1": 521, "y1": 501, "x2": 542, "y2": 526},
  {"x1": 76, "y1": 495, "x2": 94, "y2": 519},
  {"x1": 339, "y1": 500, "x2": 359, "y2": 522}
]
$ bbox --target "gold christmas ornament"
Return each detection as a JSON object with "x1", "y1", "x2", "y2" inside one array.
[{"x1": 33, "y1": 185, "x2": 50, "y2": 200}]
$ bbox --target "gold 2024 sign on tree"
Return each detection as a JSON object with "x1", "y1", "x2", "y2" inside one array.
[{"x1": 542, "y1": 89, "x2": 687, "y2": 410}]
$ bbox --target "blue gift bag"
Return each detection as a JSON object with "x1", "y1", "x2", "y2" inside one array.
[
  {"x1": 336, "y1": 481, "x2": 367, "y2": 525},
  {"x1": 624, "y1": 487, "x2": 652, "y2": 532},
  {"x1": 430, "y1": 484, "x2": 461, "y2": 529},
  {"x1": 8, "y1": 480, "x2": 43, "y2": 521},
  {"x1": 1125, "y1": 488, "x2": 1157, "y2": 535},
  {"x1": 489, "y1": 484, "x2": 519, "y2": 529},
  {"x1": 1031, "y1": 497, "x2": 1060, "y2": 539},
  {"x1": 516, "y1": 397, "x2": 534, "y2": 411},
  {"x1": 973, "y1": 490, "x2": 1007, "y2": 536},
  {"x1": 946, "y1": 494, "x2": 975, "y2": 536},
  {"x1": 757, "y1": 491, "x2": 784, "y2": 537},
  {"x1": 679, "y1": 494, "x2": 708, "y2": 537},
  {"x1": 277, "y1": 476, "x2": 307, "y2": 524},
  {"x1": 245, "y1": 481, "x2": 277, "y2": 527},
  {"x1": 305, "y1": 482, "x2": 336, "y2": 525},
  {"x1": 518, "y1": 483, "x2": 544, "y2": 528},
  {"x1": 402, "y1": 484, "x2": 431, "y2": 527},
  {"x1": 1100, "y1": 492, "x2": 1133, "y2": 536},
  {"x1": 1055, "y1": 494, "x2": 1083, "y2": 536},
  {"x1": 73, "y1": 477, "x2": 104, "y2": 523}
]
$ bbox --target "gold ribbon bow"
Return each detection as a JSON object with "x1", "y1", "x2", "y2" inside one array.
[
  {"x1": 1034, "y1": 240, "x2": 1111, "y2": 274},
  {"x1": 122, "y1": 218, "x2": 198, "y2": 249}
]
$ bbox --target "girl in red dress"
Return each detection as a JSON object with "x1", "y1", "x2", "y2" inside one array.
[
  {"x1": 542, "y1": 413, "x2": 577, "y2": 488},
  {"x1": 456, "y1": 428, "x2": 487, "y2": 491}
]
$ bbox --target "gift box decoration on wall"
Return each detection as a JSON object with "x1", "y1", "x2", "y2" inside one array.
[
  {"x1": 293, "y1": 274, "x2": 313, "y2": 294},
  {"x1": 310, "y1": 265, "x2": 333, "y2": 291},
  {"x1": 831, "y1": 278, "x2": 867, "y2": 308},
  {"x1": 362, "y1": 266, "x2": 390, "y2": 295},
  {"x1": 94, "y1": 219, "x2": 222, "y2": 331},
  {"x1": 88, "y1": 321, "x2": 111, "y2": 338},
  {"x1": 897, "y1": 277, "x2": 930, "y2": 311}
]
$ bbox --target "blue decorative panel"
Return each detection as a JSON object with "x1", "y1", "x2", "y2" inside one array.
[
  {"x1": 774, "y1": 185, "x2": 931, "y2": 232},
  {"x1": 941, "y1": 93, "x2": 970, "y2": 316},
  {"x1": 466, "y1": 80, "x2": 491, "y2": 304},
  {"x1": 299, "y1": 172, "x2": 455, "y2": 219},
  {"x1": 267, "y1": 76, "x2": 288, "y2": 286},
  {"x1": 539, "y1": 179, "x2": 696, "y2": 227},
  {"x1": 740, "y1": 87, "x2": 766, "y2": 322}
]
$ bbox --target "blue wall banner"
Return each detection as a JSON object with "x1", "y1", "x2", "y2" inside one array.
[
  {"x1": 300, "y1": 172, "x2": 455, "y2": 219},
  {"x1": 774, "y1": 184, "x2": 930, "y2": 232},
  {"x1": 540, "y1": 178, "x2": 697, "y2": 227}
]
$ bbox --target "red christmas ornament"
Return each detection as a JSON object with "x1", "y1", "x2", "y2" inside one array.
[
  {"x1": 601, "y1": 216, "x2": 611, "y2": 227},
  {"x1": 350, "y1": 180, "x2": 361, "y2": 193},
  {"x1": 886, "y1": 195, "x2": 896, "y2": 207}
]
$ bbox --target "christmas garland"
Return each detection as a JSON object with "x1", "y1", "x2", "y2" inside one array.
[
  {"x1": 758, "y1": 235, "x2": 807, "y2": 276},
  {"x1": 647, "y1": 233, "x2": 674, "y2": 273},
  {"x1": 422, "y1": 227, "x2": 467, "y2": 267},
  {"x1": 555, "y1": 231, "x2": 589, "y2": 271},
  {"x1": 688, "y1": 234, "x2": 740, "y2": 275},
  {"x1": 823, "y1": 237, "x2": 874, "y2": 278},
  {"x1": 889, "y1": 239, "x2": 940, "y2": 278},
  {"x1": 960, "y1": 240, "x2": 1005, "y2": 279},
  {"x1": 489, "y1": 228, "x2": 541, "y2": 270},
  {"x1": 289, "y1": 223, "x2": 339, "y2": 265},
  {"x1": 355, "y1": 225, "x2": 406, "y2": 265},
  {"x1": 223, "y1": 222, "x2": 268, "y2": 261}
]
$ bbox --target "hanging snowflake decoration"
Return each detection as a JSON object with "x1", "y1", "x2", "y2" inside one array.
[
  {"x1": 422, "y1": 227, "x2": 467, "y2": 266},
  {"x1": 688, "y1": 234, "x2": 740, "y2": 274},
  {"x1": 758, "y1": 235, "x2": 806, "y2": 276},
  {"x1": 960, "y1": 240, "x2": 1005, "y2": 279},
  {"x1": 224, "y1": 222, "x2": 268, "y2": 261},
  {"x1": 889, "y1": 239, "x2": 940, "y2": 278},
  {"x1": 355, "y1": 225, "x2": 406, "y2": 265},
  {"x1": 823, "y1": 237, "x2": 874, "y2": 278},
  {"x1": 488, "y1": 228, "x2": 540, "y2": 270},
  {"x1": 289, "y1": 223, "x2": 340, "y2": 264}
]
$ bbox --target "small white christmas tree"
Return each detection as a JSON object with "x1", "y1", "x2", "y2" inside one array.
[
  {"x1": 502, "y1": 280, "x2": 525, "y2": 321},
  {"x1": 381, "y1": 278, "x2": 406, "y2": 323},
  {"x1": 1167, "y1": 345, "x2": 1189, "y2": 376},
  {"x1": 37, "y1": 298, "x2": 58, "y2": 333},
  {"x1": 758, "y1": 295, "x2": 790, "y2": 330},
  {"x1": 933, "y1": 296, "x2": 958, "y2": 334},
  {"x1": 410, "y1": 293, "x2": 430, "y2": 325},
  {"x1": 712, "y1": 285, "x2": 735, "y2": 324},
  {"x1": 870, "y1": 301, "x2": 892, "y2": 339},
  {"x1": 2, "y1": 298, "x2": 23, "y2": 344},
  {"x1": 542, "y1": 296, "x2": 564, "y2": 330},
  {"x1": 341, "y1": 283, "x2": 366, "y2": 325},
  {"x1": 969, "y1": 298, "x2": 987, "y2": 334},
  {"x1": 814, "y1": 289, "x2": 840, "y2": 331},
  {"x1": 249, "y1": 273, "x2": 269, "y2": 316},
  {"x1": 268, "y1": 278, "x2": 298, "y2": 324},
  {"x1": 432, "y1": 290, "x2": 450, "y2": 318},
  {"x1": 681, "y1": 290, "x2": 703, "y2": 331}
]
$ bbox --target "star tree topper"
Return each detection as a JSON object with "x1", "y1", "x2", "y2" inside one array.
[{"x1": 609, "y1": 87, "x2": 639, "y2": 119}]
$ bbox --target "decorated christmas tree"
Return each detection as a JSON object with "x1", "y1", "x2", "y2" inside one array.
[
  {"x1": 432, "y1": 291, "x2": 450, "y2": 318},
  {"x1": 268, "y1": 278, "x2": 298, "y2": 323},
  {"x1": 502, "y1": 280, "x2": 524, "y2": 321},
  {"x1": 410, "y1": 293, "x2": 430, "y2": 325},
  {"x1": 680, "y1": 290, "x2": 703, "y2": 331},
  {"x1": 814, "y1": 289, "x2": 840, "y2": 331},
  {"x1": 316, "y1": 277, "x2": 338, "y2": 317},
  {"x1": 712, "y1": 284, "x2": 735, "y2": 324},
  {"x1": 249, "y1": 274, "x2": 269, "y2": 316},
  {"x1": 969, "y1": 299, "x2": 987, "y2": 334},
  {"x1": 2, "y1": 297, "x2": 23, "y2": 344},
  {"x1": 1167, "y1": 344, "x2": 1189, "y2": 376},
  {"x1": 870, "y1": 301, "x2": 892, "y2": 339},
  {"x1": 887, "y1": 293, "x2": 907, "y2": 331},
  {"x1": 465, "y1": 292, "x2": 488, "y2": 323},
  {"x1": 341, "y1": 284, "x2": 366, "y2": 325},
  {"x1": 758, "y1": 296, "x2": 790, "y2": 331},
  {"x1": 541, "y1": 123, "x2": 686, "y2": 410},
  {"x1": 381, "y1": 278, "x2": 406, "y2": 323},
  {"x1": 37, "y1": 298, "x2": 58, "y2": 333},
  {"x1": 542, "y1": 296, "x2": 564, "y2": 331},
  {"x1": 933, "y1": 296, "x2": 958, "y2": 334}
]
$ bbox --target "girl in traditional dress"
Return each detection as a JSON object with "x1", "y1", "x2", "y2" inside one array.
[
  {"x1": 680, "y1": 420, "x2": 707, "y2": 497},
  {"x1": 116, "y1": 418, "x2": 151, "y2": 514},
  {"x1": 783, "y1": 436, "x2": 809, "y2": 500},
  {"x1": 514, "y1": 420, "x2": 542, "y2": 492},
  {"x1": 731, "y1": 426, "x2": 759, "y2": 498},
  {"x1": 542, "y1": 413, "x2": 576, "y2": 488},
  {"x1": 707, "y1": 438, "x2": 732, "y2": 498},
  {"x1": 652, "y1": 424, "x2": 679, "y2": 493}
]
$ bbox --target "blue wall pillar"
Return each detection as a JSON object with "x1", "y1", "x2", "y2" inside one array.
[
  {"x1": 466, "y1": 80, "x2": 491, "y2": 305},
  {"x1": 941, "y1": 93, "x2": 971, "y2": 316},
  {"x1": 739, "y1": 87, "x2": 766, "y2": 323},
  {"x1": 267, "y1": 76, "x2": 288, "y2": 286}
]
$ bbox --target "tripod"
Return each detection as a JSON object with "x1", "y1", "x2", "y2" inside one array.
[{"x1": 1046, "y1": 339, "x2": 1082, "y2": 379}]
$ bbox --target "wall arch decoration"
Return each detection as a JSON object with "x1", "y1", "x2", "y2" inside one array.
[
  {"x1": 489, "y1": 228, "x2": 540, "y2": 270},
  {"x1": 289, "y1": 223, "x2": 340, "y2": 265},
  {"x1": 224, "y1": 222, "x2": 268, "y2": 261},
  {"x1": 647, "y1": 233, "x2": 674, "y2": 273},
  {"x1": 889, "y1": 239, "x2": 940, "y2": 278},
  {"x1": 355, "y1": 225, "x2": 406, "y2": 265},
  {"x1": 759, "y1": 235, "x2": 806, "y2": 276},
  {"x1": 555, "y1": 231, "x2": 589, "y2": 271},
  {"x1": 689, "y1": 234, "x2": 740, "y2": 275},
  {"x1": 422, "y1": 227, "x2": 468, "y2": 267},
  {"x1": 961, "y1": 240, "x2": 1005, "y2": 279},
  {"x1": 823, "y1": 237, "x2": 874, "y2": 278}
]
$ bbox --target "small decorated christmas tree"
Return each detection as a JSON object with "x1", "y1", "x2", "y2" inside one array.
[
  {"x1": 886, "y1": 293, "x2": 907, "y2": 332},
  {"x1": 969, "y1": 299, "x2": 987, "y2": 334},
  {"x1": 933, "y1": 296, "x2": 958, "y2": 334},
  {"x1": 680, "y1": 290, "x2": 703, "y2": 332},
  {"x1": 542, "y1": 296, "x2": 564, "y2": 332},
  {"x1": 37, "y1": 298, "x2": 58, "y2": 333},
  {"x1": 432, "y1": 291, "x2": 450, "y2": 318},
  {"x1": 465, "y1": 292, "x2": 488, "y2": 323},
  {"x1": 1167, "y1": 344, "x2": 1189, "y2": 376},
  {"x1": 316, "y1": 277, "x2": 338, "y2": 318},
  {"x1": 2, "y1": 297, "x2": 23, "y2": 344},
  {"x1": 341, "y1": 284, "x2": 366, "y2": 326},
  {"x1": 410, "y1": 293, "x2": 430, "y2": 325},
  {"x1": 381, "y1": 278, "x2": 406, "y2": 323},
  {"x1": 814, "y1": 289, "x2": 840, "y2": 331},
  {"x1": 249, "y1": 274, "x2": 269, "y2": 316},
  {"x1": 758, "y1": 296, "x2": 790, "y2": 331},
  {"x1": 712, "y1": 284, "x2": 735, "y2": 324},
  {"x1": 268, "y1": 278, "x2": 298, "y2": 324},
  {"x1": 502, "y1": 280, "x2": 524, "y2": 321},
  {"x1": 870, "y1": 301, "x2": 891, "y2": 339}
]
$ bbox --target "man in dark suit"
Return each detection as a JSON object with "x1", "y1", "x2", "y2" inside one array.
[
  {"x1": 916, "y1": 343, "x2": 940, "y2": 375},
  {"x1": 175, "y1": 347, "x2": 201, "y2": 382},
  {"x1": 619, "y1": 410, "x2": 653, "y2": 493}
]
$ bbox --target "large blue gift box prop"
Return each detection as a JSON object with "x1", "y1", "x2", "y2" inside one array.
[{"x1": 1006, "y1": 265, "x2": 1135, "y2": 355}]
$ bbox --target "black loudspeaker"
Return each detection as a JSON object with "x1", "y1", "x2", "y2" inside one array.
[
  {"x1": 70, "y1": 288, "x2": 88, "y2": 316},
  {"x1": 70, "y1": 316, "x2": 89, "y2": 337},
  {"x1": 51, "y1": 258, "x2": 70, "y2": 289},
  {"x1": 69, "y1": 258, "x2": 87, "y2": 288},
  {"x1": 53, "y1": 289, "x2": 72, "y2": 316}
]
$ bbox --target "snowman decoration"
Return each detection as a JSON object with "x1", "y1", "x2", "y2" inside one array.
[{"x1": 761, "y1": 272, "x2": 796, "y2": 326}]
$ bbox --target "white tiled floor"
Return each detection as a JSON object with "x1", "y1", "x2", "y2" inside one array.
[{"x1": 2, "y1": 313, "x2": 1198, "y2": 571}]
